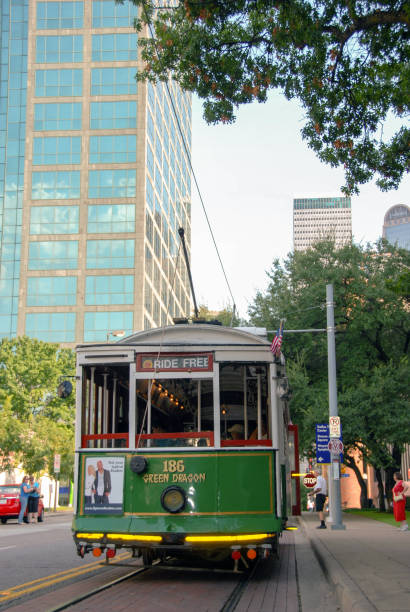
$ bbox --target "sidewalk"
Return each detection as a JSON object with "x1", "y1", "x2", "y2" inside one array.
[
  {"x1": 298, "y1": 511, "x2": 410, "y2": 612},
  {"x1": 44, "y1": 508, "x2": 73, "y2": 517}
]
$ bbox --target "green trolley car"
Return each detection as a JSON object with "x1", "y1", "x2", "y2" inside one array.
[{"x1": 72, "y1": 323, "x2": 295, "y2": 567}]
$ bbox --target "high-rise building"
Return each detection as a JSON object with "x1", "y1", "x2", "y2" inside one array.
[
  {"x1": 0, "y1": 1, "x2": 192, "y2": 345},
  {"x1": 382, "y1": 204, "x2": 410, "y2": 250},
  {"x1": 293, "y1": 196, "x2": 352, "y2": 251}
]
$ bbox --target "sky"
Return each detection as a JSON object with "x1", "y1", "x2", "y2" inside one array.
[{"x1": 189, "y1": 92, "x2": 409, "y2": 320}]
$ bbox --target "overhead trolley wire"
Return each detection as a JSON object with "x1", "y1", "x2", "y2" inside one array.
[{"x1": 142, "y1": 3, "x2": 238, "y2": 319}]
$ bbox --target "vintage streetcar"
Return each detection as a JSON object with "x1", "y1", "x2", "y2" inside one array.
[{"x1": 72, "y1": 322, "x2": 297, "y2": 567}]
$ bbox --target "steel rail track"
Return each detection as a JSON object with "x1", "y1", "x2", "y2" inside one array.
[
  {"x1": 47, "y1": 557, "x2": 260, "y2": 612},
  {"x1": 47, "y1": 562, "x2": 156, "y2": 612}
]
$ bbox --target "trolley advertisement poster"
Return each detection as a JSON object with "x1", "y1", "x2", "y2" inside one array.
[{"x1": 83, "y1": 456, "x2": 125, "y2": 515}]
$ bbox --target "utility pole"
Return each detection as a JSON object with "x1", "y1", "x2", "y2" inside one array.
[{"x1": 326, "y1": 284, "x2": 345, "y2": 530}]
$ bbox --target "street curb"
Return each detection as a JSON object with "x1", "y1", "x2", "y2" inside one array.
[{"x1": 297, "y1": 517, "x2": 377, "y2": 612}]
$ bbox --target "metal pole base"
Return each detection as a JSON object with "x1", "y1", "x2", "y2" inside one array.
[{"x1": 331, "y1": 523, "x2": 346, "y2": 530}]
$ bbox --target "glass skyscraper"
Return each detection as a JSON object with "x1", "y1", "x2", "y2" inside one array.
[
  {"x1": 0, "y1": 1, "x2": 192, "y2": 345},
  {"x1": 382, "y1": 204, "x2": 410, "y2": 250}
]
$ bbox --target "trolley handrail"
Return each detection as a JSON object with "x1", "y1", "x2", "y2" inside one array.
[
  {"x1": 220, "y1": 439, "x2": 272, "y2": 447},
  {"x1": 81, "y1": 433, "x2": 129, "y2": 447},
  {"x1": 81, "y1": 431, "x2": 214, "y2": 448},
  {"x1": 137, "y1": 431, "x2": 214, "y2": 445}
]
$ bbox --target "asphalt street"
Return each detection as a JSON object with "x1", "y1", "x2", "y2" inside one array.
[{"x1": 0, "y1": 513, "x2": 80, "y2": 590}]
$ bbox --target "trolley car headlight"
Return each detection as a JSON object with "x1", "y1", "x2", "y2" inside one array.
[
  {"x1": 160, "y1": 486, "x2": 186, "y2": 513},
  {"x1": 130, "y1": 455, "x2": 148, "y2": 474}
]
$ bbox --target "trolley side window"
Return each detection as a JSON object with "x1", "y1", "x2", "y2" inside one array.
[
  {"x1": 135, "y1": 377, "x2": 214, "y2": 448},
  {"x1": 80, "y1": 365, "x2": 129, "y2": 449}
]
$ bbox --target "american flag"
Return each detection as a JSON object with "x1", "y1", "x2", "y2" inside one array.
[{"x1": 270, "y1": 322, "x2": 284, "y2": 356}]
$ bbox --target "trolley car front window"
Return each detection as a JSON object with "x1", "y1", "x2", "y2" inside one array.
[{"x1": 135, "y1": 377, "x2": 214, "y2": 448}]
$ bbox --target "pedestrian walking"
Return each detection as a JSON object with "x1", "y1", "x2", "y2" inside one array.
[
  {"x1": 308, "y1": 469, "x2": 328, "y2": 529},
  {"x1": 392, "y1": 472, "x2": 409, "y2": 531}
]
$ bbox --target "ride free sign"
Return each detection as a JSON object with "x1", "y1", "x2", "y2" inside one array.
[{"x1": 136, "y1": 353, "x2": 213, "y2": 372}]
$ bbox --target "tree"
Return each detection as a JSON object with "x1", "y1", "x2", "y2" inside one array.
[
  {"x1": 132, "y1": 0, "x2": 409, "y2": 195},
  {"x1": 196, "y1": 303, "x2": 243, "y2": 326},
  {"x1": 248, "y1": 240, "x2": 410, "y2": 507},
  {"x1": 0, "y1": 337, "x2": 76, "y2": 480}
]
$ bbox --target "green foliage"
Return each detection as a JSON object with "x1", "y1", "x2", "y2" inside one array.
[
  {"x1": 0, "y1": 337, "x2": 76, "y2": 479},
  {"x1": 132, "y1": 0, "x2": 409, "y2": 194},
  {"x1": 197, "y1": 303, "x2": 243, "y2": 326},
  {"x1": 248, "y1": 240, "x2": 410, "y2": 471}
]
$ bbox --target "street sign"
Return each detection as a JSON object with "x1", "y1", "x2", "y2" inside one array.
[
  {"x1": 328, "y1": 438, "x2": 344, "y2": 454},
  {"x1": 316, "y1": 423, "x2": 343, "y2": 464},
  {"x1": 303, "y1": 473, "x2": 317, "y2": 488},
  {"x1": 329, "y1": 416, "x2": 341, "y2": 438},
  {"x1": 54, "y1": 454, "x2": 61, "y2": 473}
]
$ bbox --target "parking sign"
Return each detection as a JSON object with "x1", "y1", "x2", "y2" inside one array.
[{"x1": 54, "y1": 454, "x2": 61, "y2": 473}]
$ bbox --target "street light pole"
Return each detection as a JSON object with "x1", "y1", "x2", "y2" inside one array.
[{"x1": 326, "y1": 284, "x2": 345, "y2": 530}]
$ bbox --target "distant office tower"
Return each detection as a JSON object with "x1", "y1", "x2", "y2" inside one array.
[
  {"x1": 382, "y1": 204, "x2": 410, "y2": 250},
  {"x1": 293, "y1": 197, "x2": 352, "y2": 251},
  {"x1": 0, "y1": 1, "x2": 192, "y2": 345}
]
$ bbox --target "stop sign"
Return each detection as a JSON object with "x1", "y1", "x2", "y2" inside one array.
[{"x1": 303, "y1": 473, "x2": 317, "y2": 488}]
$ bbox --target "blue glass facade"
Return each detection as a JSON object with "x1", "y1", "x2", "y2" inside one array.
[
  {"x1": 385, "y1": 224, "x2": 410, "y2": 250},
  {"x1": 0, "y1": 0, "x2": 192, "y2": 344},
  {"x1": 0, "y1": 0, "x2": 28, "y2": 337},
  {"x1": 383, "y1": 205, "x2": 410, "y2": 251}
]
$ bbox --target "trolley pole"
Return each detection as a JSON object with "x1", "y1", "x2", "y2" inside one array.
[{"x1": 326, "y1": 284, "x2": 345, "y2": 530}]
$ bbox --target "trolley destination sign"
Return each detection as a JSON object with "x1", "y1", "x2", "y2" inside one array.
[{"x1": 136, "y1": 353, "x2": 213, "y2": 372}]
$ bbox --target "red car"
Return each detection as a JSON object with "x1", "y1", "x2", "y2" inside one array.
[{"x1": 0, "y1": 484, "x2": 45, "y2": 524}]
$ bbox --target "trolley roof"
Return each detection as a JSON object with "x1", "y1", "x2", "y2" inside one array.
[{"x1": 76, "y1": 324, "x2": 276, "y2": 363}]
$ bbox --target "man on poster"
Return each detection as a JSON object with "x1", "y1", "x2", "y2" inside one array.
[{"x1": 93, "y1": 459, "x2": 111, "y2": 505}]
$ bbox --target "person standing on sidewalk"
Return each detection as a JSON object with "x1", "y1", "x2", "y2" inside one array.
[
  {"x1": 27, "y1": 476, "x2": 40, "y2": 524},
  {"x1": 392, "y1": 472, "x2": 409, "y2": 531},
  {"x1": 308, "y1": 469, "x2": 328, "y2": 529},
  {"x1": 18, "y1": 476, "x2": 32, "y2": 524}
]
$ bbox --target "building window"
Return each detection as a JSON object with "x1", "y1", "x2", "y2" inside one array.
[
  {"x1": 146, "y1": 177, "x2": 154, "y2": 212},
  {"x1": 92, "y1": 34, "x2": 137, "y2": 62},
  {"x1": 146, "y1": 212, "x2": 153, "y2": 246},
  {"x1": 146, "y1": 142, "x2": 154, "y2": 178},
  {"x1": 88, "y1": 170, "x2": 136, "y2": 199},
  {"x1": 91, "y1": 67, "x2": 137, "y2": 96},
  {"x1": 145, "y1": 246, "x2": 153, "y2": 278},
  {"x1": 33, "y1": 136, "x2": 81, "y2": 165},
  {"x1": 27, "y1": 276, "x2": 77, "y2": 306},
  {"x1": 87, "y1": 204, "x2": 135, "y2": 233},
  {"x1": 147, "y1": 110, "x2": 154, "y2": 143},
  {"x1": 28, "y1": 240, "x2": 78, "y2": 270},
  {"x1": 90, "y1": 101, "x2": 137, "y2": 129},
  {"x1": 84, "y1": 311, "x2": 133, "y2": 342},
  {"x1": 35, "y1": 69, "x2": 82, "y2": 97},
  {"x1": 86, "y1": 239, "x2": 134, "y2": 269},
  {"x1": 155, "y1": 133, "x2": 162, "y2": 165},
  {"x1": 36, "y1": 35, "x2": 83, "y2": 63},
  {"x1": 34, "y1": 103, "x2": 82, "y2": 131},
  {"x1": 30, "y1": 205, "x2": 79, "y2": 235},
  {"x1": 85, "y1": 275, "x2": 134, "y2": 305},
  {"x1": 92, "y1": 0, "x2": 138, "y2": 28},
  {"x1": 25, "y1": 312, "x2": 76, "y2": 343},
  {"x1": 89, "y1": 135, "x2": 136, "y2": 164},
  {"x1": 37, "y1": 2, "x2": 83, "y2": 29},
  {"x1": 32, "y1": 171, "x2": 80, "y2": 200}
]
